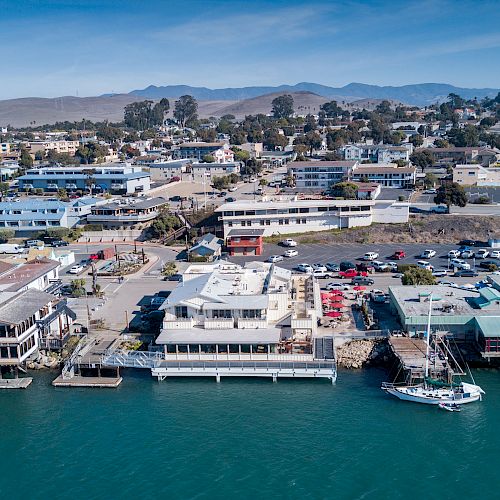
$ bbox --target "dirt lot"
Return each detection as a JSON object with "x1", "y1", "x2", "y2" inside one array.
[{"x1": 264, "y1": 216, "x2": 500, "y2": 245}]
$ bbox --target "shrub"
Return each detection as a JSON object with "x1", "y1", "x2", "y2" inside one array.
[{"x1": 0, "y1": 228, "x2": 15, "y2": 243}]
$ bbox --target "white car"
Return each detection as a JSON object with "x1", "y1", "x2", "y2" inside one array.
[
  {"x1": 372, "y1": 261, "x2": 389, "y2": 271},
  {"x1": 268, "y1": 255, "x2": 284, "y2": 263},
  {"x1": 417, "y1": 260, "x2": 433, "y2": 270},
  {"x1": 386, "y1": 261, "x2": 399, "y2": 271},
  {"x1": 363, "y1": 252, "x2": 379, "y2": 261},
  {"x1": 450, "y1": 258, "x2": 470, "y2": 270},
  {"x1": 283, "y1": 249, "x2": 298, "y2": 258},
  {"x1": 438, "y1": 280, "x2": 458, "y2": 287},
  {"x1": 312, "y1": 264, "x2": 328, "y2": 273},
  {"x1": 281, "y1": 239, "x2": 297, "y2": 247},
  {"x1": 476, "y1": 249, "x2": 489, "y2": 259},
  {"x1": 228, "y1": 186, "x2": 238, "y2": 192},
  {"x1": 312, "y1": 270, "x2": 332, "y2": 279},
  {"x1": 420, "y1": 249, "x2": 436, "y2": 259},
  {"x1": 460, "y1": 249, "x2": 475, "y2": 259},
  {"x1": 297, "y1": 263, "x2": 313, "y2": 273},
  {"x1": 69, "y1": 265, "x2": 84, "y2": 274},
  {"x1": 424, "y1": 188, "x2": 437, "y2": 194},
  {"x1": 432, "y1": 269, "x2": 449, "y2": 277},
  {"x1": 326, "y1": 282, "x2": 351, "y2": 291},
  {"x1": 460, "y1": 283, "x2": 476, "y2": 291},
  {"x1": 448, "y1": 250, "x2": 461, "y2": 258},
  {"x1": 490, "y1": 250, "x2": 500, "y2": 259}
]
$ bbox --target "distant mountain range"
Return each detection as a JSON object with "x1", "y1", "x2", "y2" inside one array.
[{"x1": 128, "y1": 82, "x2": 500, "y2": 106}]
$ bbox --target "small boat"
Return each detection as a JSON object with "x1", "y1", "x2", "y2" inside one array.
[{"x1": 439, "y1": 402, "x2": 461, "y2": 412}]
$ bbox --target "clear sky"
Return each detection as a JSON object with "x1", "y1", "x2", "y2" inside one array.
[{"x1": 1, "y1": 0, "x2": 499, "y2": 99}]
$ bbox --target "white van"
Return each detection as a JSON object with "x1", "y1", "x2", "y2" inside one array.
[{"x1": 0, "y1": 244, "x2": 23, "y2": 254}]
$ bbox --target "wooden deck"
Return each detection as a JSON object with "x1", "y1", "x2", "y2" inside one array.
[
  {"x1": 0, "y1": 377, "x2": 33, "y2": 389},
  {"x1": 388, "y1": 336, "x2": 447, "y2": 378},
  {"x1": 52, "y1": 375, "x2": 122, "y2": 388}
]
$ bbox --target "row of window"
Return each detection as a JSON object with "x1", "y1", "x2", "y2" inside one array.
[{"x1": 223, "y1": 205, "x2": 370, "y2": 217}]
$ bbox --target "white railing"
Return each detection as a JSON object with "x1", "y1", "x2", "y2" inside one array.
[
  {"x1": 236, "y1": 318, "x2": 268, "y2": 329},
  {"x1": 162, "y1": 353, "x2": 315, "y2": 362},
  {"x1": 203, "y1": 318, "x2": 234, "y2": 329},
  {"x1": 162, "y1": 318, "x2": 195, "y2": 330}
]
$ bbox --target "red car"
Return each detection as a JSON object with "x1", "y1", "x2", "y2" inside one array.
[
  {"x1": 392, "y1": 250, "x2": 406, "y2": 260},
  {"x1": 339, "y1": 269, "x2": 368, "y2": 279}
]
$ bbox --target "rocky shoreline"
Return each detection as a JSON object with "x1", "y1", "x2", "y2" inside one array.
[
  {"x1": 336, "y1": 339, "x2": 391, "y2": 369},
  {"x1": 26, "y1": 351, "x2": 63, "y2": 370}
]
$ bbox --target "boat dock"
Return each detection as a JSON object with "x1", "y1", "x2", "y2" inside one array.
[
  {"x1": 388, "y1": 336, "x2": 449, "y2": 382},
  {"x1": 0, "y1": 377, "x2": 33, "y2": 389}
]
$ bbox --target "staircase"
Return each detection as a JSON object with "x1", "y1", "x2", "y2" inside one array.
[{"x1": 314, "y1": 336, "x2": 335, "y2": 360}]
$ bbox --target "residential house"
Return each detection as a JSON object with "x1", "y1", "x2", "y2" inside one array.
[
  {"x1": 188, "y1": 233, "x2": 223, "y2": 261},
  {"x1": 351, "y1": 164, "x2": 417, "y2": 188},
  {"x1": 148, "y1": 160, "x2": 191, "y2": 181},
  {"x1": 453, "y1": 164, "x2": 500, "y2": 186},
  {"x1": 191, "y1": 162, "x2": 240, "y2": 183}
]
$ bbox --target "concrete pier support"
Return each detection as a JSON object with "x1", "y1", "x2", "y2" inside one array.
[
  {"x1": 272, "y1": 374, "x2": 277, "y2": 383},
  {"x1": 216, "y1": 373, "x2": 221, "y2": 383}
]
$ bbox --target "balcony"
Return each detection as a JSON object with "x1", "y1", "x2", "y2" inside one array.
[
  {"x1": 204, "y1": 318, "x2": 234, "y2": 329},
  {"x1": 237, "y1": 318, "x2": 268, "y2": 329},
  {"x1": 163, "y1": 318, "x2": 195, "y2": 330}
]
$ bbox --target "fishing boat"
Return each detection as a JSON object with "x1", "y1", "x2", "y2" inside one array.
[
  {"x1": 439, "y1": 402, "x2": 461, "y2": 412},
  {"x1": 382, "y1": 293, "x2": 484, "y2": 406}
]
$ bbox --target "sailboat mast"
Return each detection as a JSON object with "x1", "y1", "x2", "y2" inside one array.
[{"x1": 424, "y1": 294, "x2": 433, "y2": 380}]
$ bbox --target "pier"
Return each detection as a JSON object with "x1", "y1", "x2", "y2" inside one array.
[{"x1": 0, "y1": 377, "x2": 32, "y2": 389}]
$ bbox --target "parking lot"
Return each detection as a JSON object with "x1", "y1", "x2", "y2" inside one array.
[{"x1": 230, "y1": 241, "x2": 500, "y2": 292}]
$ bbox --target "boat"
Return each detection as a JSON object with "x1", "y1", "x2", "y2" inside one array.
[
  {"x1": 382, "y1": 293, "x2": 484, "y2": 406},
  {"x1": 439, "y1": 402, "x2": 461, "y2": 412}
]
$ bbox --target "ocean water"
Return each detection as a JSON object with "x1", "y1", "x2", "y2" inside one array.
[{"x1": 1, "y1": 368, "x2": 499, "y2": 499}]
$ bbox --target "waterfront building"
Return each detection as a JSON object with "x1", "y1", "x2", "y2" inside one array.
[
  {"x1": 216, "y1": 196, "x2": 409, "y2": 238},
  {"x1": 17, "y1": 164, "x2": 151, "y2": 194},
  {"x1": 151, "y1": 261, "x2": 336, "y2": 381},
  {"x1": 388, "y1": 276, "x2": 500, "y2": 359},
  {"x1": 86, "y1": 197, "x2": 168, "y2": 228}
]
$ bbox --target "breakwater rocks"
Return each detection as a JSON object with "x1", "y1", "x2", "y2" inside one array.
[
  {"x1": 27, "y1": 352, "x2": 62, "y2": 370},
  {"x1": 336, "y1": 339, "x2": 390, "y2": 369}
]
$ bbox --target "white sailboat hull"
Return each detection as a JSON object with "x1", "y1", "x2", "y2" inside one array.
[{"x1": 382, "y1": 383, "x2": 483, "y2": 405}]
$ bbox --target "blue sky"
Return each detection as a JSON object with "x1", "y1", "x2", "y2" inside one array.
[{"x1": 1, "y1": 0, "x2": 499, "y2": 99}]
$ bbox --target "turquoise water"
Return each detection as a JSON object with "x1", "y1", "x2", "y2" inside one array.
[{"x1": 1, "y1": 368, "x2": 499, "y2": 499}]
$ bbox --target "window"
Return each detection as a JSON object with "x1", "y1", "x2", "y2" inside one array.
[
  {"x1": 175, "y1": 306, "x2": 188, "y2": 318},
  {"x1": 299, "y1": 208, "x2": 309, "y2": 213}
]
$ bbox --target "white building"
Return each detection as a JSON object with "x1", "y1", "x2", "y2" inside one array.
[
  {"x1": 191, "y1": 162, "x2": 241, "y2": 183},
  {"x1": 342, "y1": 144, "x2": 411, "y2": 163},
  {"x1": 453, "y1": 164, "x2": 500, "y2": 186},
  {"x1": 151, "y1": 261, "x2": 336, "y2": 382},
  {"x1": 148, "y1": 160, "x2": 190, "y2": 181},
  {"x1": 216, "y1": 196, "x2": 409, "y2": 237},
  {"x1": 289, "y1": 161, "x2": 357, "y2": 189},
  {"x1": 351, "y1": 164, "x2": 417, "y2": 188}
]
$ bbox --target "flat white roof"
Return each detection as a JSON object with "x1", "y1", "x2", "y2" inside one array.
[{"x1": 155, "y1": 327, "x2": 281, "y2": 344}]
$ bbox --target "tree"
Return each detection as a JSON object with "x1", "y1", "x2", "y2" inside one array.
[
  {"x1": 434, "y1": 183, "x2": 467, "y2": 208},
  {"x1": 330, "y1": 182, "x2": 358, "y2": 199},
  {"x1": 259, "y1": 179, "x2": 268, "y2": 186},
  {"x1": 390, "y1": 131, "x2": 405, "y2": 145},
  {"x1": 320, "y1": 100, "x2": 342, "y2": 118},
  {"x1": 70, "y1": 279, "x2": 86, "y2": 297},
  {"x1": 271, "y1": 95, "x2": 294, "y2": 119},
  {"x1": 211, "y1": 176, "x2": 228, "y2": 191},
  {"x1": 402, "y1": 268, "x2": 436, "y2": 285},
  {"x1": 447, "y1": 93, "x2": 465, "y2": 110},
  {"x1": 0, "y1": 182, "x2": 9, "y2": 198},
  {"x1": 173, "y1": 95, "x2": 198, "y2": 127},
  {"x1": 202, "y1": 154, "x2": 215, "y2": 163},
  {"x1": 75, "y1": 143, "x2": 108, "y2": 164},
  {"x1": 410, "y1": 150, "x2": 434, "y2": 172},
  {"x1": 82, "y1": 168, "x2": 97, "y2": 195},
  {"x1": 410, "y1": 134, "x2": 424, "y2": 147},
  {"x1": 263, "y1": 129, "x2": 288, "y2": 150},
  {"x1": 303, "y1": 114, "x2": 317, "y2": 133},
  {"x1": 161, "y1": 262, "x2": 177, "y2": 278},
  {"x1": 124, "y1": 100, "x2": 169, "y2": 130},
  {"x1": 233, "y1": 149, "x2": 250, "y2": 163},
  {"x1": 19, "y1": 148, "x2": 33, "y2": 169},
  {"x1": 34, "y1": 151, "x2": 44, "y2": 161},
  {"x1": 0, "y1": 228, "x2": 14, "y2": 243},
  {"x1": 423, "y1": 173, "x2": 437, "y2": 189},
  {"x1": 57, "y1": 188, "x2": 69, "y2": 201}
]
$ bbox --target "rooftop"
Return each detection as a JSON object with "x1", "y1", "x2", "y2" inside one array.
[
  {"x1": 0, "y1": 288, "x2": 54, "y2": 325},
  {"x1": 0, "y1": 258, "x2": 59, "y2": 292}
]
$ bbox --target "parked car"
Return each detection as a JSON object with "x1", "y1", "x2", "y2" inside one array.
[
  {"x1": 312, "y1": 264, "x2": 328, "y2": 273},
  {"x1": 460, "y1": 283, "x2": 476, "y2": 291},
  {"x1": 325, "y1": 262, "x2": 340, "y2": 272},
  {"x1": 429, "y1": 205, "x2": 448, "y2": 214},
  {"x1": 372, "y1": 260, "x2": 390, "y2": 272},
  {"x1": 490, "y1": 250, "x2": 500, "y2": 259},
  {"x1": 351, "y1": 276, "x2": 374, "y2": 286},
  {"x1": 297, "y1": 263, "x2": 313, "y2": 273},
  {"x1": 26, "y1": 239, "x2": 44, "y2": 250},
  {"x1": 476, "y1": 249, "x2": 489, "y2": 259},
  {"x1": 68, "y1": 264, "x2": 84, "y2": 274},
  {"x1": 268, "y1": 255, "x2": 284, "y2": 263},
  {"x1": 420, "y1": 249, "x2": 436, "y2": 259},
  {"x1": 432, "y1": 269, "x2": 449, "y2": 277},
  {"x1": 424, "y1": 188, "x2": 437, "y2": 194},
  {"x1": 225, "y1": 197, "x2": 236, "y2": 202},
  {"x1": 312, "y1": 270, "x2": 332, "y2": 279},
  {"x1": 283, "y1": 249, "x2": 298, "y2": 258},
  {"x1": 392, "y1": 250, "x2": 406, "y2": 260},
  {"x1": 363, "y1": 252, "x2": 379, "y2": 261},
  {"x1": 340, "y1": 269, "x2": 367, "y2": 279},
  {"x1": 479, "y1": 260, "x2": 498, "y2": 270},
  {"x1": 438, "y1": 280, "x2": 458, "y2": 287},
  {"x1": 448, "y1": 250, "x2": 461, "y2": 258},
  {"x1": 356, "y1": 263, "x2": 375, "y2": 274},
  {"x1": 228, "y1": 186, "x2": 238, "y2": 192},
  {"x1": 454, "y1": 270, "x2": 479, "y2": 277},
  {"x1": 460, "y1": 249, "x2": 475, "y2": 258},
  {"x1": 417, "y1": 260, "x2": 433, "y2": 270},
  {"x1": 450, "y1": 258, "x2": 470, "y2": 270},
  {"x1": 51, "y1": 239, "x2": 68, "y2": 247},
  {"x1": 218, "y1": 191, "x2": 227, "y2": 197},
  {"x1": 460, "y1": 239, "x2": 478, "y2": 247},
  {"x1": 339, "y1": 261, "x2": 356, "y2": 272},
  {"x1": 326, "y1": 282, "x2": 351, "y2": 291},
  {"x1": 281, "y1": 238, "x2": 297, "y2": 247},
  {"x1": 371, "y1": 289, "x2": 387, "y2": 303}
]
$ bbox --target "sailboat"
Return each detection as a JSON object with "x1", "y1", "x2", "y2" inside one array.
[{"x1": 382, "y1": 293, "x2": 484, "y2": 405}]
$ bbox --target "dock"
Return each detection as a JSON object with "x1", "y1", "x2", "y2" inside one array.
[
  {"x1": 388, "y1": 336, "x2": 448, "y2": 381},
  {"x1": 0, "y1": 377, "x2": 33, "y2": 389},
  {"x1": 52, "y1": 375, "x2": 122, "y2": 388}
]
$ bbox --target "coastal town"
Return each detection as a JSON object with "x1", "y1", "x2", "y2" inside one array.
[{"x1": 0, "y1": 90, "x2": 499, "y2": 391}]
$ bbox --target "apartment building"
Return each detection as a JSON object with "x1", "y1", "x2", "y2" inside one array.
[
  {"x1": 453, "y1": 164, "x2": 500, "y2": 186},
  {"x1": 18, "y1": 164, "x2": 151, "y2": 194},
  {"x1": 148, "y1": 160, "x2": 190, "y2": 181},
  {"x1": 174, "y1": 142, "x2": 234, "y2": 163},
  {"x1": 216, "y1": 196, "x2": 408, "y2": 237},
  {"x1": 351, "y1": 164, "x2": 417, "y2": 188},
  {"x1": 152, "y1": 260, "x2": 336, "y2": 381},
  {"x1": 342, "y1": 144, "x2": 411, "y2": 163},
  {"x1": 289, "y1": 161, "x2": 356, "y2": 189},
  {"x1": 191, "y1": 162, "x2": 241, "y2": 182},
  {"x1": 27, "y1": 140, "x2": 80, "y2": 156}
]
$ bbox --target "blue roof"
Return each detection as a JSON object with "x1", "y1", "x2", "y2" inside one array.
[
  {"x1": 0, "y1": 200, "x2": 66, "y2": 210},
  {"x1": 18, "y1": 172, "x2": 149, "y2": 181}
]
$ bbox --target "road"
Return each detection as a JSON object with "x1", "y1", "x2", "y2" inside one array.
[{"x1": 411, "y1": 202, "x2": 500, "y2": 216}]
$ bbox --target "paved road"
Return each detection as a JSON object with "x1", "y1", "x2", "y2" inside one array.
[{"x1": 411, "y1": 202, "x2": 500, "y2": 216}]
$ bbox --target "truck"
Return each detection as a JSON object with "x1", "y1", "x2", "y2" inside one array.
[
  {"x1": 0, "y1": 244, "x2": 23, "y2": 254},
  {"x1": 429, "y1": 205, "x2": 448, "y2": 214},
  {"x1": 97, "y1": 247, "x2": 115, "y2": 260}
]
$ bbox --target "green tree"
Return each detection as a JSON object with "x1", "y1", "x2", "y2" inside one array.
[
  {"x1": 34, "y1": 151, "x2": 44, "y2": 161},
  {"x1": 57, "y1": 188, "x2": 69, "y2": 200},
  {"x1": 402, "y1": 268, "x2": 436, "y2": 285},
  {"x1": 331, "y1": 182, "x2": 358, "y2": 199},
  {"x1": 434, "y1": 139, "x2": 450, "y2": 148},
  {"x1": 233, "y1": 149, "x2": 250, "y2": 163},
  {"x1": 434, "y1": 182, "x2": 467, "y2": 208},
  {"x1": 0, "y1": 228, "x2": 14, "y2": 242},
  {"x1": 124, "y1": 99, "x2": 169, "y2": 130},
  {"x1": 259, "y1": 179, "x2": 268, "y2": 186},
  {"x1": 423, "y1": 173, "x2": 437, "y2": 189},
  {"x1": 271, "y1": 95, "x2": 294, "y2": 119},
  {"x1": 75, "y1": 143, "x2": 108, "y2": 164},
  {"x1": 161, "y1": 262, "x2": 177, "y2": 278},
  {"x1": 409, "y1": 134, "x2": 424, "y2": 147},
  {"x1": 320, "y1": 100, "x2": 342, "y2": 118},
  {"x1": 410, "y1": 150, "x2": 434, "y2": 172},
  {"x1": 263, "y1": 129, "x2": 288, "y2": 150},
  {"x1": 173, "y1": 95, "x2": 198, "y2": 127},
  {"x1": 212, "y1": 176, "x2": 228, "y2": 191},
  {"x1": 202, "y1": 154, "x2": 215, "y2": 163},
  {"x1": 19, "y1": 148, "x2": 33, "y2": 169},
  {"x1": 390, "y1": 131, "x2": 405, "y2": 145},
  {"x1": 70, "y1": 279, "x2": 86, "y2": 297}
]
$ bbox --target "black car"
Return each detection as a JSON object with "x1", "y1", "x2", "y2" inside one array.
[
  {"x1": 454, "y1": 270, "x2": 479, "y2": 277},
  {"x1": 340, "y1": 261, "x2": 357, "y2": 272},
  {"x1": 52, "y1": 239, "x2": 68, "y2": 247},
  {"x1": 351, "y1": 277, "x2": 375, "y2": 285},
  {"x1": 225, "y1": 197, "x2": 236, "y2": 202},
  {"x1": 167, "y1": 273, "x2": 183, "y2": 282},
  {"x1": 460, "y1": 239, "x2": 479, "y2": 247},
  {"x1": 479, "y1": 260, "x2": 498, "y2": 269}
]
